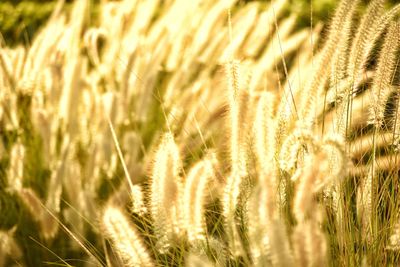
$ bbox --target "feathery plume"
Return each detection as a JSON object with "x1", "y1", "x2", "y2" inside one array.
[
  {"x1": 150, "y1": 133, "x2": 184, "y2": 249},
  {"x1": 248, "y1": 174, "x2": 277, "y2": 266},
  {"x1": 130, "y1": 185, "x2": 147, "y2": 216},
  {"x1": 7, "y1": 142, "x2": 25, "y2": 190},
  {"x1": 222, "y1": 59, "x2": 248, "y2": 257},
  {"x1": 293, "y1": 153, "x2": 327, "y2": 222},
  {"x1": 300, "y1": 0, "x2": 359, "y2": 128},
  {"x1": 253, "y1": 92, "x2": 276, "y2": 177},
  {"x1": 368, "y1": 22, "x2": 400, "y2": 127},
  {"x1": 182, "y1": 154, "x2": 216, "y2": 242},
  {"x1": 348, "y1": 0, "x2": 384, "y2": 77},
  {"x1": 102, "y1": 206, "x2": 154, "y2": 267}
]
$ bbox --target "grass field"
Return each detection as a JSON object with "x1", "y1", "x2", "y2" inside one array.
[{"x1": 1, "y1": 0, "x2": 400, "y2": 266}]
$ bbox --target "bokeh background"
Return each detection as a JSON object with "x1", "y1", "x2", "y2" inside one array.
[
  {"x1": 1, "y1": 0, "x2": 339, "y2": 46},
  {"x1": 3, "y1": 0, "x2": 398, "y2": 46}
]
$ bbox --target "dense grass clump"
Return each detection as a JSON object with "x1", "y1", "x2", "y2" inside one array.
[{"x1": 1, "y1": 0, "x2": 400, "y2": 266}]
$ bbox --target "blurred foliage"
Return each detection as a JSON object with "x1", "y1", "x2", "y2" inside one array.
[
  {"x1": 289, "y1": 0, "x2": 338, "y2": 28},
  {"x1": 0, "y1": 1, "x2": 57, "y2": 46},
  {"x1": 0, "y1": 0, "x2": 339, "y2": 46},
  {"x1": 291, "y1": 0, "x2": 398, "y2": 28},
  {"x1": 0, "y1": 0, "x2": 398, "y2": 46}
]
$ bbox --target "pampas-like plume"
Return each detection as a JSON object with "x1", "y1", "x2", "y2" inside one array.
[
  {"x1": 150, "y1": 133, "x2": 184, "y2": 249},
  {"x1": 0, "y1": 50, "x2": 15, "y2": 90},
  {"x1": 368, "y1": 22, "x2": 400, "y2": 127},
  {"x1": 7, "y1": 142, "x2": 25, "y2": 190},
  {"x1": 268, "y1": 219, "x2": 294, "y2": 267},
  {"x1": 83, "y1": 27, "x2": 107, "y2": 67},
  {"x1": 17, "y1": 188, "x2": 59, "y2": 240},
  {"x1": 102, "y1": 205, "x2": 154, "y2": 267},
  {"x1": 291, "y1": 153, "x2": 328, "y2": 267},
  {"x1": 222, "y1": 59, "x2": 248, "y2": 257},
  {"x1": 58, "y1": 0, "x2": 87, "y2": 129},
  {"x1": 357, "y1": 170, "x2": 373, "y2": 243},
  {"x1": 293, "y1": 153, "x2": 327, "y2": 222},
  {"x1": 182, "y1": 153, "x2": 216, "y2": 242},
  {"x1": 253, "y1": 92, "x2": 276, "y2": 177},
  {"x1": 0, "y1": 228, "x2": 22, "y2": 266},
  {"x1": 300, "y1": 0, "x2": 359, "y2": 128},
  {"x1": 329, "y1": 2, "x2": 356, "y2": 88},
  {"x1": 279, "y1": 128, "x2": 316, "y2": 174},
  {"x1": 320, "y1": 134, "x2": 346, "y2": 186},
  {"x1": 130, "y1": 185, "x2": 147, "y2": 216},
  {"x1": 225, "y1": 59, "x2": 246, "y2": 176},
  {"x1": 222, "y1": 172, "x2": 244, "y2": 257},
  {"x1": 327, "y1": 3, "x2": 358, "y2": 138},
  {"x1": 348, "y1": 0, "x2": 384, "y2": 77},
  {"x1": 247, "y1": 175, "x2": 277, "y2": 266},
  {"x1": 292, "y1": 218, "x2": 327, "y2": 267}
]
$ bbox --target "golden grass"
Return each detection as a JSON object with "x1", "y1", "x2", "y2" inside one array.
[{"x1": 1, "y1": 0, "x2": 400, "y2": 266}]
